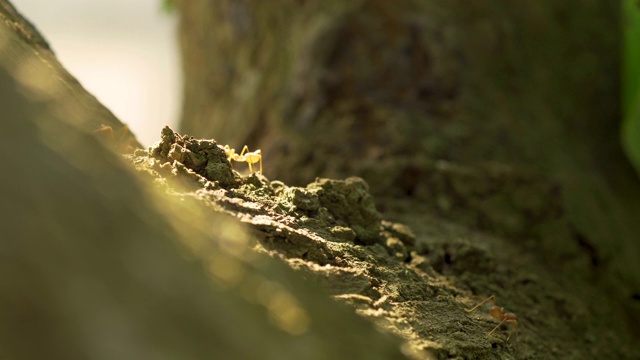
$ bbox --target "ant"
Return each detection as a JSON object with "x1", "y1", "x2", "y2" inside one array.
[
  {"x1": 222, "y1": 145, "x2": 263, "y2": 174},
  {"x1": 464, "y1": 295, "x2": 518, "y2": 340}
]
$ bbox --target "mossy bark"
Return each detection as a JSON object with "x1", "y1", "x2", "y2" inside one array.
[
  {"x1": 0, "y1": 1, "x2": 406, "y2": 359},
  {"x1": 2, "y1": 0, "x2": 639, "y2": 358},
  {"x1": 176, "y1": 0, "x2": 640, "y2": 355}
]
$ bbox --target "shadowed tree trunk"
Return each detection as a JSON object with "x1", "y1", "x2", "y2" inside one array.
[{"x1": 177, "y1": 0, "x2": 640, "y2": 355}]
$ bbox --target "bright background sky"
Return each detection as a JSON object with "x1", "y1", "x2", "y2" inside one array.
[{"x1": 12, "y1": 0, "x2": 180, "y2": 147}]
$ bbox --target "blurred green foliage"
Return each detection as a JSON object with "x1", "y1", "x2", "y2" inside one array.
[
  {"x1": 623, "y1": 0, "x2": 640, "y2": 177},
  {"x1": 161, "y1": 0, "x2": 175, "y2": 13}
]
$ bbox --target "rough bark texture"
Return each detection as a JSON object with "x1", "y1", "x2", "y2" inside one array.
[
  {"x1": 4, "y1": 0, "x2": 640, "y2": 358},
  {"x1": 126, "y1": 125, "x2": 639, "y2": 359},
  {"x1": 176, "y1": 0, "x2": 640, "y2": 357},
  {"x1": 0, "y1": 1, "x2": 406, "y2": 359}
]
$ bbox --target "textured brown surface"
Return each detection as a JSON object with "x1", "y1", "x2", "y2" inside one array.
[
  {"x1": 175, "y1": 0, "x2": 640, "y2": 345},
  {"x1": 0, "y1": 3, "x2": 406, "y2": 359},
  {"x1": 125, "y1": 127, "x2": 640, "y2": 359},
  {"x1": 2, "y1": 0, "x2": 640, "y2": 358}
]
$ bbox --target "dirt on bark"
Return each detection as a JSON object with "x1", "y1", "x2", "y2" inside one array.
[{"x1": 123, "y1": 126, "x2": 639, "y2": 360}]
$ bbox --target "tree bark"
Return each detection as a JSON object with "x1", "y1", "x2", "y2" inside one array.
[
  {"x1": 3, "y1": 0, "x2": 639, "y2": 357},
  {"x1": 0, "y1": 1, "x2": 406, "y2": 359},
  {"x1": 176, "y1": 0, "x2": 640, "y2": 354}
]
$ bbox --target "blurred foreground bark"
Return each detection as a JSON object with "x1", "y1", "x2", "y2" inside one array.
[
  {"x1": 177, "y1": 0, "x2": 640, "y2": 331},
  {"x1": 0, "y1": 1, "x2": 407, "y2": 358}
]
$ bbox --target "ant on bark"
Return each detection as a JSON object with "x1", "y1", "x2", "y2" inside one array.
[
  {"x1": 222, "y1": 145, "x2": 263, "y2": 174},
  {"x1": 465, "y1": 295, "x2": 518, "y2": 340}
]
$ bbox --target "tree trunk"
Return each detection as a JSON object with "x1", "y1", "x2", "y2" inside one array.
[
  {"x1": 3, "y1": 0, "x2": 639, "y2": 357},
  {"x1": 0, "y1": 1, "x2": 406, "y2": 359},
  {"x1": 176, "y1": 0, "x2": 640, "y2": 356}
]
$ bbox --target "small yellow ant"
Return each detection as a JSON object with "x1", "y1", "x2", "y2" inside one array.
[
  {"x1": 465, "y1": 295, "x2": 518, "y2": 340},
  {"x1": 222, "y1": 145, "x2": 262, "y2": 174}
]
